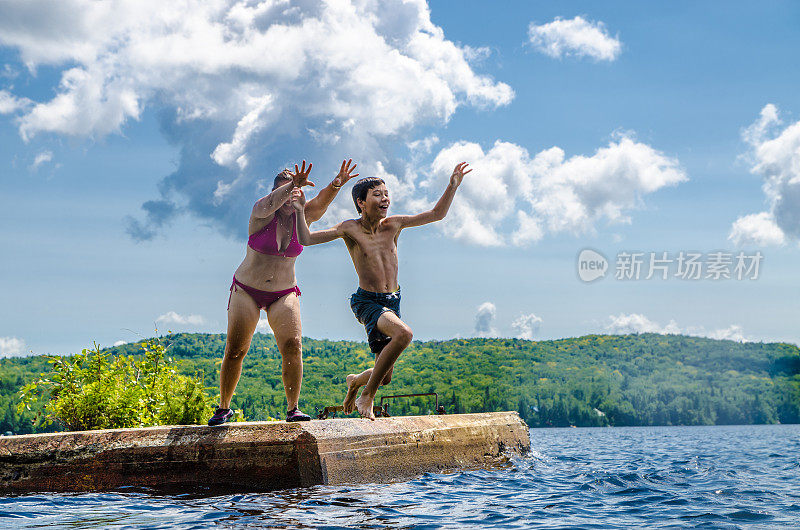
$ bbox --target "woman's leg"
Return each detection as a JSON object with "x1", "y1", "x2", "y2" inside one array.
[
  {"x1": 266, "y1": 292, "x2": 303, "y2": 411},
  {"x1": 219, "y1": 286, "x2": 261, "y2": 409}
]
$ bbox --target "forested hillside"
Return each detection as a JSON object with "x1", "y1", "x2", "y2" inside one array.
[{"x1": 2, "y1": 333, "x2": 799, "y2": 433}]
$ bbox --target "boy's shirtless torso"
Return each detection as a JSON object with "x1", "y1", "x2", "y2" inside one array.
[{"x1": 340, "y1": 217, "x2": 401, "y2": 293}]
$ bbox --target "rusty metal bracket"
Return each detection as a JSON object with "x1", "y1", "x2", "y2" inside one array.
[
  {"x1": 316, "y1": 405, "x2": 387, "y2": 420},
  {"x1": 379, "y1": 392, "x2": 445, "y2": 417},
  {"x1": 317, "y1": 392, "x2": 446, "y2": 419}
]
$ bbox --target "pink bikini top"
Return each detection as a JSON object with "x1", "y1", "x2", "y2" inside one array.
[{"x1": 247, "y1": 212, "x2": 303, "y2": 258}]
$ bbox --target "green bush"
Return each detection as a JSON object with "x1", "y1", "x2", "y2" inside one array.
[{"x1": 18, "y1": 338, "x2": 215, "y2": 431}]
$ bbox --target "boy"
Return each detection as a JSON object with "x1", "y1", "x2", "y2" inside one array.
[{"x1": 292, "y1": 162, "x2": 471, "y2": 419}]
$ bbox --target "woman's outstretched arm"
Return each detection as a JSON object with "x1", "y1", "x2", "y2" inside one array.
[
  {"x1": 291, "y1": 188, "x2": 344, "y2": 245},
  {"x1": 252, "y1": 161, "x2": 315, "y2": 219},
  {"x1": 304, "y1": 159, "x2": 359, "y2": 224},
  {"x1": 252, "y1": 179, "x2": 295, "y2": 219}
]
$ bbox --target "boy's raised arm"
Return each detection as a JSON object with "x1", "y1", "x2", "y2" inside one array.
[
  {"x1": 291, "y1": 188, "x2": 345, "y2": 245},
  {"x1": 395, "y1": 162, "x2": 471, "y2": 229}
]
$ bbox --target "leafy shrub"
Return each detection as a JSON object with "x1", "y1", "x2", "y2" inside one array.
[{"x1": 18, "y1": 338, "x2": 215, "y2": 431}]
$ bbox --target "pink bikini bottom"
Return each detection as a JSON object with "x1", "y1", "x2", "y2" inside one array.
[{"x1": 228, "y1": 276, "x2": 301, "y2": 311}]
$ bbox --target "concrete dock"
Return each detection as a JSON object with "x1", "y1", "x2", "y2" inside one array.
[{"x1": 0, "y1": 412, "x2": 529, "y2": 493}]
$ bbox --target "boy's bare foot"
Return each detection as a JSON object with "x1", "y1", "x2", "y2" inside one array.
[
  {"x1": 355, "y1": 394, "x2": 375, "y2": 420},
  {"x1": 343, "y1": 374, "x2": 359, "y2": 414}
]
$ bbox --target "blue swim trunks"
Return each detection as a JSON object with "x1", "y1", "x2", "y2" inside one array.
[{"x1": 350, "y1": 287, "x2": 401, "y2": 354}]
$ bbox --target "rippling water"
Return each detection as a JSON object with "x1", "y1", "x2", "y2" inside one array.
[{"x1": 2, "y1": 424, "x2": 799, "y2": 528}]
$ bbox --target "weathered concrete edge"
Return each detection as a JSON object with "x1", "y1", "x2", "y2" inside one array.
[
  {"x1": 0, "y1": 412, "x2": 530, "y2": 493},
  {"x1": 0, "y1": 422, "x2": 307, "y2": 492},
  {"x1": 302, "y1": 412, "x2": 530, "y2": 486}
]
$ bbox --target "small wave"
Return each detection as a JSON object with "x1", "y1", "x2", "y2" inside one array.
[{"x1": 725, "y1": 510, "x2": 774, "y2": 521}]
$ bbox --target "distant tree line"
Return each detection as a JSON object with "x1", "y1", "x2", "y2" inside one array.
[{"x1": 2, "y1": 333, "x2": 798, "y2": 433}]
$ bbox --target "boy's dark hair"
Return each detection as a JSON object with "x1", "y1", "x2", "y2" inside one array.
[
  {"x1": 272, "y1": 169, "x2": 292, "y2": 190},
  {"x1": 351, "y1": 177, "x2": 385, "y2": 214}
]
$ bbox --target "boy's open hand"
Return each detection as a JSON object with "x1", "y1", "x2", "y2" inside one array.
[
  {"x1": 450, "y1": 162, "x2": 472, "y2": 187},
  {"x1": 290, "y1": 188, "x2": 306, "y2": 211},
  {"x1": 289, "y1": 160, "x2": 314, "y2": 188},
  {"x1": 333, "y1": 158, "x2": 359, "y2": 188}
]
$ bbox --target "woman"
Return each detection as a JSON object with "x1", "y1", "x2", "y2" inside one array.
[{"x1": 209, "y1": 159, "x2": 359, "y2": 425}]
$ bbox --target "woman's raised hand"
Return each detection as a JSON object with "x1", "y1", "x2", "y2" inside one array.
[
  {"x1": 450, "y1": 162, "x2": 472, "y2": 187},
  {"x1": 290, "y1": 188, "x2": 306, "y2": 211},
  {"x1": 289, "y1": 160, "x2": 315, "y2": 188},
  {"x1": 333, "y1": 159, "x2": 359, "y2": 188}
]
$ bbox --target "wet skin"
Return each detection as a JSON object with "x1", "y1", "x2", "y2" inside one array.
[
  {"x1": 293, "y1": 162, "x2": 472, "y2": 419},
  {"x1": 219, "y1": 160, "x2": 359, "y2": 413}
]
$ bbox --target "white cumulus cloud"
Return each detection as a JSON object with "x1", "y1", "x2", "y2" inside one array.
[
  {"x1": 528, "y1": 16, "x2": 621, "y2": 61},
  {"x1": 0, "y1": 0, "x2": 512, "y2": 240},
  {"x1": 474, "y1": 302, "x2": 498, "y2": 337},
  {"x1": 156, "y1": 311, "x2": 207, "y2": 327},
  {"x1": 0, "y1": 336, "x2": 28, "y2": 358},
  {"x1": 707, "y1": 325, "x2": 749, "y2": 342},
  {"x1": 729, "y1": 212, "x2": 785, "y2": 247},
  {"x1": 511, "y1": 313, "x2": 542, "y2": 340},
  {"x1": 606, "y1": 313, "x2": 682, "y2": 335},
  {"x1": 426, "y1": 135, "x2": 686, "y2": 246},
  {"x1": 730, "y1": 104, "x2": 800, "y2": 247},
  {"x1": 605, "y1": 313, "x2": 751, "y2": 342},
  {"x1": 30, "y1": 150, "x2": 53, "y2": 170},
  {"x1": 0, "y1": 89, "x2": 30, "y2": 114}
]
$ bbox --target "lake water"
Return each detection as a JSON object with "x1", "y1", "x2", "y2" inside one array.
[{"x1": 2, "y1": 424, "x2": 798, "y2": 528}]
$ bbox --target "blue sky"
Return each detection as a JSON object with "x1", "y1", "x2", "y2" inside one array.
[{"x1": 1, "y1": 0, "x2": 799, "y2": 356}]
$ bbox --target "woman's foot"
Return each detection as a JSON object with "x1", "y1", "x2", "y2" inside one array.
[
  {"x1": 286, "y1": 408, "x2": 311, "y2": 422},
  {"x1": 208, "y1": 407, "x2": 234, "y2": 426}
]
